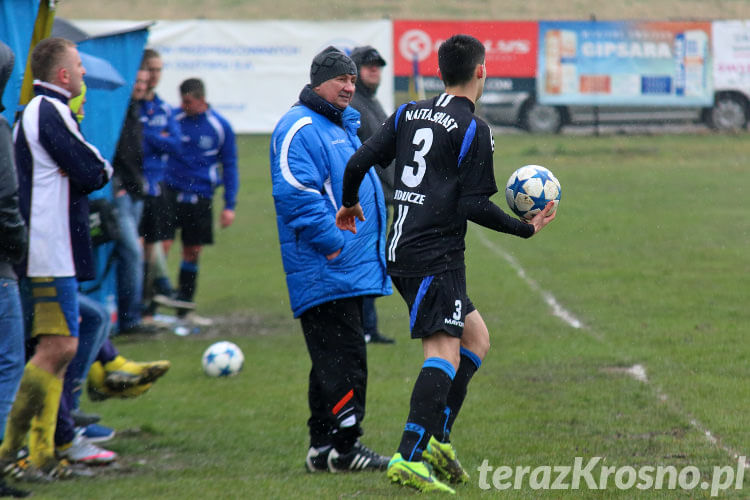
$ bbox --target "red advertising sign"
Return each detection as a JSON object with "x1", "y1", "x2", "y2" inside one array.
[{"x1": 393, "y1": 20, "x2": 538, "y2": 78}]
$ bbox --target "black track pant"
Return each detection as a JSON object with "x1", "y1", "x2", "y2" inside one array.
[{"x1": 300, "y1": 296, "x2": 367, "y2": 450}]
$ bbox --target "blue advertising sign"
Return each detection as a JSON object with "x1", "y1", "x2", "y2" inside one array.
[{"x1": 537, "y1": 20, "x2": 713, "y2": 106}]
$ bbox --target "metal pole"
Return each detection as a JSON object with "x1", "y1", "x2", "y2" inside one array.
[{"x1": 591, "y1": 13, "x2": 600, "y2": 136}]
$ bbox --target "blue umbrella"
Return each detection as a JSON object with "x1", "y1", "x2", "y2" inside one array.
[{"x1": 79, "y1": 51, "x2": 126, "y2": 90}]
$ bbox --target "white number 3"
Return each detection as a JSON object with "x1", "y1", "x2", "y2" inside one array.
[
  {"x1": 452, "y1": 299, "x2": 462, "y2": 321},
  {"x1": 401, "y1": 128, "x2": 433, "y2": 188}
]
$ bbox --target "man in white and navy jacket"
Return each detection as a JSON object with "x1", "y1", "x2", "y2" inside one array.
[{"x1": 0, "y1": 37, "x2": 112, "y2": 478}]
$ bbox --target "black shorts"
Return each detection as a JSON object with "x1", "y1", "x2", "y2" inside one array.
[
  {"x1": 392, "y1": 268, "x2": 475, "y2": 339},
  {"x1": 163, "y1": 187, "x2": 214, "y2": 246},
  {"x1": 139, "y1": 192, "x2": 169, "y2": 243}
]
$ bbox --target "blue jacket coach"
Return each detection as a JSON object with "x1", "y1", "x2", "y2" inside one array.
[
  {"x1": 269, "y1": 46, "x2": 392, "y2": 473},
  {"x1": 270, "y1": 60, "x2": 391, "y2": 318}
]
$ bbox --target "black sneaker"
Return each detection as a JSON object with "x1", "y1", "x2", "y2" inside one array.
[
  {"x1": 366, "y1": 331, "x2": 395, "y2": 344},
  {"x1": 327, "y1": 441, "x2": 390, "y2": 472},
  {"x1": 304, "y1": 446, "x2": 330, "y2": 472}
]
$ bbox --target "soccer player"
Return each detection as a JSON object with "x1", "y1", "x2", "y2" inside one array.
[
  {"x1": 161, "y1": 78, "x2": 238, "y2": 324},
  {"x1": 336, "y1": 34, "x2": 556, "y2": 493}
]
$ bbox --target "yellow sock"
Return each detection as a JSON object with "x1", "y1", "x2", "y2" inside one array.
[
  {"x1": 0, "y1": 363, "x2": 49, "y2": 461},
  {"x1": 28, "y1": 366, "x2": 62, "y2": 469}
]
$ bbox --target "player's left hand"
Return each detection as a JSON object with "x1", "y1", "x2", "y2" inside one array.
[
  {"x1": 220, "y1": 209, "x2": 235, "y2": 228},
  {"x1": 335, "y1": 204, "x2": 365, "y2": 234},
  {"x1": 530, "y1": 201, "x2": 557, "y2": 234}
]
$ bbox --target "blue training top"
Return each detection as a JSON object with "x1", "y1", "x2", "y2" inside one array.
[{"x1": 165, "y1": 106, "x2": 239, "y2": 210}]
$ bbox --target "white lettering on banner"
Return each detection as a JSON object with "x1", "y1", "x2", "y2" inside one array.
[
  {"x1": 484, "y1": 79, "x2": 514, "y2": 91},
  {"x1": 581, "y1": 41, "x2": 672, "y2": 58},
  {"x1": 485, "y1": 39, "x2": 532, "y2": 54},
  {"x1": 399, "y1": 29, "x2": 531, "y2": 62}
]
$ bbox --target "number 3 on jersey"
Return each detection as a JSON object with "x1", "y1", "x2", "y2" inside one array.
[
  {"x1": 390, "y1": 127, "x2": 433, "y2": 262},
  {"x1": 401, "y1": 128, "x2": 433, "y2": 188}
]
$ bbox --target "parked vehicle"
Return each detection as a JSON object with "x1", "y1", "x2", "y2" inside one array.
[{"x1": 479, "y1": 88, "x2": 749, "y2": 133}]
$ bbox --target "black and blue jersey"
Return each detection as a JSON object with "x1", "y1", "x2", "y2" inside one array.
[{"x1": 344, "y1": 93, "x2": 498, "y2": 277}]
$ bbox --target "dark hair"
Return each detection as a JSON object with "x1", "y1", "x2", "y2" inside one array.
[
  {"x1": 180, "y1": 78, "x2": 205, "y2": 99},
  {"x1": 438, "y1": 34, "x2": 485, "y2": 87},
  {"x1": 31, "y1": 37, "x2": 75, "y2": 82},
  {"x1": 140, "y1": 48, "x2": 161, "y2": 69}
]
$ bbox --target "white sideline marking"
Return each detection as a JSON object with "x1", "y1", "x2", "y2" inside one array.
[
  {"x1": 604, "y1": 364, "x2": 649, "y2": 383},
  {"x1": 474, "y1": 230, "x2": 585, "y2": 330},
  {"x1": 625, "y1": 365, "x2": 749, "y2": 470},
  {"x1": 626, "y1": 364, "x2": 648, "y2": 383},
  {"x1": 473, "y1": 228, "x2": 747, "y2": 467}
]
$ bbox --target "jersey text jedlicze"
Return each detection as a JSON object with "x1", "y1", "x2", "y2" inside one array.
[{"x1": 359, "y1": 93, "x2": 498, "y2": 277}]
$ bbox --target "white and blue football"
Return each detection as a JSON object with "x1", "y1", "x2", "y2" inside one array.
[
  {"x1": 505, "y1": 165, "x2": 561, "y2": 220},
  {"x1": 201, "y1": 341, "x2": 244, "y2": 377}
]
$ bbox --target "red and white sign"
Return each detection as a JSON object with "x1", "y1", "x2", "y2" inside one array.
[{"x1": 393, "y1": 20, "x2": 538, "y2": 78}]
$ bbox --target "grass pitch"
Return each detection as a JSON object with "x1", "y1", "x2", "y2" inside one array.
[{"x1": 27, "y1": 131, "x2": 750, "y2": 499}]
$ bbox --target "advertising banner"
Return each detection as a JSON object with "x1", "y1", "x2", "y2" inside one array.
[
  {"x1": 393, "y1": 20, "x2": 538, "y2": 93},
  {"x1": 713, "y1": 20, "x2": 750, "y2": 89},
  {"x1": 537, "y1": 21, "x2": 713, "y2": 106},
  {"x1": 76, "y1": 19, "x2": 393, "y2": 133}
]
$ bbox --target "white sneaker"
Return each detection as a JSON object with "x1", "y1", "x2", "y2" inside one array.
[{"x1": 56, "y1": 433, "x2": 117, "y2": 464}]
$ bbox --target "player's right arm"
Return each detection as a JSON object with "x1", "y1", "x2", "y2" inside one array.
[
  {"x1": 337, "y1": 133, "x2": 395, "y2": 234},
  {"x1": 340, "y1": 110, "x2": 399, "y2": 211}
]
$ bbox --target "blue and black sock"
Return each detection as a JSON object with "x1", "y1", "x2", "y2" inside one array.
[
  {"x1": 397, "y1": 357, "x2": 455, "y2": 462},
  {"x1": 436, "y1": 347, "x2": 481, "y2": 443}
]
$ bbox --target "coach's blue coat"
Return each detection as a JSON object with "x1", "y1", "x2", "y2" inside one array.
[{"x1": 270, "y1": 94, "x2": 391, "y2": 318}]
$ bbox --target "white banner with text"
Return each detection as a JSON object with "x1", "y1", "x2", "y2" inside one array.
[{"x1": 76, "y1": 19, "x2": 394, "y2": 133}]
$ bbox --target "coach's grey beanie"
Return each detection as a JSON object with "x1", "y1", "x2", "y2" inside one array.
[{"x1": 310, "y1": 46, "x2": 357, "y2": 87}]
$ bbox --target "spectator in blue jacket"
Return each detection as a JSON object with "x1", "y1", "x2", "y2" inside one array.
[
  {"x1": 162, "y1": 78, "x2": 238, "y2": 324},
  {"x1": 269, "y1": 46, "x2": 392, "y2": 474}
]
